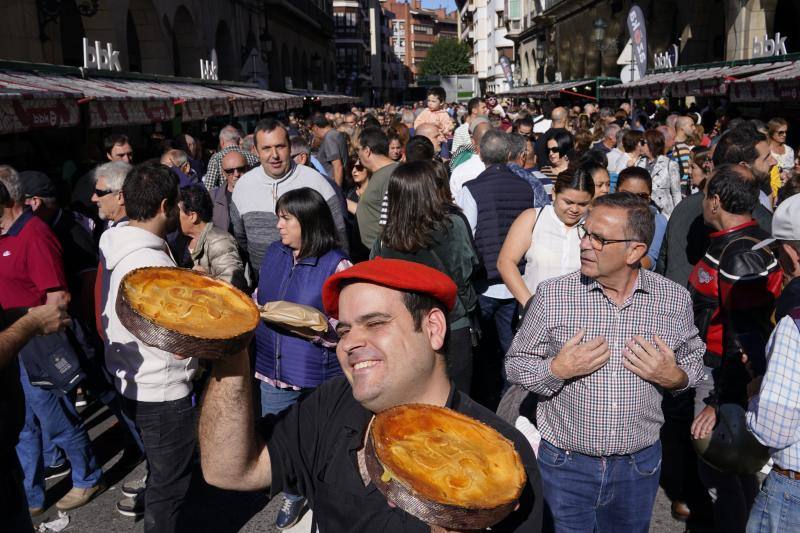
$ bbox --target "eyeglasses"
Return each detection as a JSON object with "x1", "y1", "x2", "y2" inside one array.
[
  {"x1": 577, "y1": 223, "x2": 636, "y2": 250},
  {"x1": 776, "y1": 130, "x2": 788, "y2": 135},
  {"x1": 93, "y1": 188, "x2": 115, "y2": 197},
  {"x1": 353, "y1": 164, "x2": 365, "y2": 171},
  {"x1": 548, "y1": 147, "x2": 560, "y2": 154},
  {"x1": 222, "y1": 165, "x2": 247, "y2": 175}
]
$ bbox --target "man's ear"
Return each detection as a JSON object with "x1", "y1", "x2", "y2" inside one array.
[
  {"x1": 424, "y1": 307, "x2": 448, "y2": 352},
  {"x1": 626, "y1": 241, "x2": 649, "y2": 267}
]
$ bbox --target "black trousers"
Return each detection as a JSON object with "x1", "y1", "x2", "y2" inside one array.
[
  {"x1": 447, "y1": 327, "x2": 474, "y2": 395},
  {"x1": 122, "y1": 395, "x2": 196, "y2": 533},
  {"x1": 0, "y1": 451, "x2": 33, "y2": 533}
]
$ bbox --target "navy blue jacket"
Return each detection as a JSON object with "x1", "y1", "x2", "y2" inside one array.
[
  {"x1": 255, "y1": 242, "x2": 347, "y2": 388},
  {"x1": 465, "y1": 164, "x2": 534, "y2": 284}
]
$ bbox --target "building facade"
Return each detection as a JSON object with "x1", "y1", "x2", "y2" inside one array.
[
  {"x1": 457, "y1": 0, "x2": 514, "y2": 93},
  {"x1": 382, "y1": 0, "x2": 457, "y2": 82},
  {"x1": 0, "y1": 0, "x2": 336, "y2": 92},
  {"x1": 508, "y1": 0, "x2": 799, "y2": 87}
]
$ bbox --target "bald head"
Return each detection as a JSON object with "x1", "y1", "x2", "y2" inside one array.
[
  {"x1": 221, "y1": 150, "x2": 248, "y2": 191},
  {"x1": 471, "y1": 122, "x2": 492, "y2": 155},
  {"x1": 415, "y1": 123, "x2": 442, "y2": 152},
  {"x1": 160, "y1": 149, "x2": 188, "y2": 169},
  {"x1": 551, "y1": 107, "x2": 568, "y2": 127}
]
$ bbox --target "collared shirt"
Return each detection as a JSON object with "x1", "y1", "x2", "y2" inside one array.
[
  {"x1": 263, "y1": 376, "x2": 543, "y2": 532},
  {"x1": 747, "y1": 312, "x2": 800, "y2": 471},
  {"x1": 506, "y1": 269, "x2": 705, "y2": 456},
  {"x1": 0, "y1": 210, "x2": 66, "y2": 309},
  {"x1": 202, "y1": 146, "x2": 260, "y2": 189}
]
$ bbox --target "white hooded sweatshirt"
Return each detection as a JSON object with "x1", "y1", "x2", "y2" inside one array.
[{"x1": 98, "y1": 224, "x2": 197, "y2": 402}]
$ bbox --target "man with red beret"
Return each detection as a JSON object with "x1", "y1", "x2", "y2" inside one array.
[{"x1": 198, "y1": 258, "x2": 542, "y2": 532}]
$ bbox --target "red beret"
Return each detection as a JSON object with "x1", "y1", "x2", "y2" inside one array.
[{"x1": 322, "y1": 258, "x2": 457, "y2": 319}]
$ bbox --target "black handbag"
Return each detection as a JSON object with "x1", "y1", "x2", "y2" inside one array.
[{"x1": 19, "y1": 319, "x2": 87, "y2": 395}]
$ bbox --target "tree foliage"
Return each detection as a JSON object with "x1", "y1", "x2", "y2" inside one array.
[{"x1": 418, "y1": 38, "x2": 472, "y2": 76}]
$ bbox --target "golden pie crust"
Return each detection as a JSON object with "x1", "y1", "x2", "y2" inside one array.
[
  {"x1": 121, "y1": 267, "x2": 259, "y2": 339},
  {"x1": 370, "y1": 404, "x2": 526, "y2": 509}
]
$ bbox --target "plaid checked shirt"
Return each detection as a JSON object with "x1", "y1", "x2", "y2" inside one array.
[
  {"x1": 202, "y1": 146, "x2": 260, "y2": 190},
  {"x1": 506, "y1": 269, "x2": 705, "y2": 456},
  {"x1": 747, "y1": 312, "x2": 800, "y2": 471}
]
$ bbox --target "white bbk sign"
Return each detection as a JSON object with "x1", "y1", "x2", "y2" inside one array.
[
  {"x1": 200, "y1": 59, "x2": 218, "y2": 80},
  {"x1": 82, "y1": 38, "x2": 122, "y2": 71},
  {"x1": 753, "y1": 33, "x2": 788, "y2": 58}
]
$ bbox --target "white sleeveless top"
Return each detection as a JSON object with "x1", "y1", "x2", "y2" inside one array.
[{"x1": 521, "y1": 205, "x2": 582, "y2": 295}]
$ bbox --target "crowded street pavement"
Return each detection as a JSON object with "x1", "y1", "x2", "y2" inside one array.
[{"x1": 32, "y1": 402, "x2": 684, "y2": 533}]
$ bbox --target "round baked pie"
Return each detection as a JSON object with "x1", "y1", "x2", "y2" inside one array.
[
  {"x1": 117, "y1": 267, "x2": 260, "y2": 358},
  {"x1": 364, "y1": 404, "x2": 526, "y2": 529}
]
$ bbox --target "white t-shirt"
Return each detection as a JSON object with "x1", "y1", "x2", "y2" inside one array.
[{"x1": 449, "y1": 154, "x2": 486, "y2": 197}]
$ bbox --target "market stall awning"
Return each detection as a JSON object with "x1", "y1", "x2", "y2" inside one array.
[
  {"x1": 499, "y1": 78, "x2": 619, "y2": 100},
  {"x1": 288, "y1": 89, "x2": 361, "y2": 106},
  {"x1": 729, "y1": 61, "x2": 800, "y2": 102},
  {"x1": 218, "y1": 86, "x2": 303, "y2": 112},
  {"x1": 599, "y1": 59, "x2": 796, "y2": 100},
  {"x1": 0, "y1": 72, "x2": 81, "y2": 134}
]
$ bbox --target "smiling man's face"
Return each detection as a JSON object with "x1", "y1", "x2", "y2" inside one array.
[{"x1": 334, "y1": 283, "x2": 444, "y2": 413}]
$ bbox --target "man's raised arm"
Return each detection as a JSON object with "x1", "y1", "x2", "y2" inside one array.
[{"x1": 199, "y1": 348, "x2": 271, "y2": 491}]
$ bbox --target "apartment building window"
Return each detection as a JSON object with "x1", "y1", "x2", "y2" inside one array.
[
  {"x1": 414, "y1": 41, "x2": 433, "y2": 50},
  {"x1": 412, "y1": 25, "x2": 433, "y2": 35},
  {"x1": 334, "y1": 11, "x2": 358, "y2": 33}
]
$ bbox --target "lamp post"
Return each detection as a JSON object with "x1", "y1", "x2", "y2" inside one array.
[
  {"x1": 536, "y1": 37, "x2": 546, "y2": 83},
  {"x1": 592, "y1": 17, "x2": 608, "y2": 77}
]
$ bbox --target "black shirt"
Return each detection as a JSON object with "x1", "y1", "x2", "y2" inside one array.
[
  {"x1": 50, "y1": 209, "x2": 97, "y2": 296},
  {"x1": 262, "y1": 376, "x2": 543, "y2": 532}
]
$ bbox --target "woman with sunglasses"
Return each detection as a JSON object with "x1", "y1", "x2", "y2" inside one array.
[
  {"x1": 254, "y1": 187, "x2": 350, "y2": 528},
  {"x1": 615, "y1": 167, "x2": 667, "y2": 271},
  {"x1": 540, "y1": 130, "x2": 574, "y2": 180},
  {"x1": 498, "y1": 167, "x2": 594, "y2": 308},
  {"x1": 344, "y1": 160, "x2": 371, "y2": 262},
  {"x1": 371, "y1": 160, "x2": 480, "y2": 394},
  {"x1": 768, "y1": 117, "x2": 794, "y2": 175},
  {"x1": 641, "y1": 129, "x2": 681, "y2": 217}
]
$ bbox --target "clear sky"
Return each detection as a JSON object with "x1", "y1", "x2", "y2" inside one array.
[{"x1": 421, "y1": 0, "x2": 457, "y2": 12}]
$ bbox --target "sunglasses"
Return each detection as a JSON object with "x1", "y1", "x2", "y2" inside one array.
[
  {"x1": 94, "y1": 188, "x2": 115, "y2": 197},
  {"x1": 222, "y1": 165, "x2": 248, "y2": 174},
  {"x1": 548, "y1": 147, "x2": 561, "y2": 154},
  {"x1": 354, "y1": 164, "x2": 365, "y2": 171},
  {"x1": 776, "y1": 130, "x2": 788, "y2": 135}
]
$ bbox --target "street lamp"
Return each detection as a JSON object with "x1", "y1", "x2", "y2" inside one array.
[
  {"x1": 592, "y1": 17, "x2": 608, "y2": 76},
  {"x1": 536, "y1": 37, "x2": 546, "y2": 83}
]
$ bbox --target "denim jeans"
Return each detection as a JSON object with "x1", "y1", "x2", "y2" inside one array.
[
  {"x1": 537, "y1": 439, "x2": 662, "y2": 533},
  {"x1": 16, "y1": 360, "x2": 102, "y2": 508},
  {"x1": 121, "y1": 395, "x2": 196, "y2": 533},
  {"x1": 747, "y1": 470, "x2": 800, "y2": 533},
  {"x1": 259, "y1": 381, "x2": 310, "y2": 504},
  {"x1": 478, "y1": 295, "x2": 517, "y2": 357}
]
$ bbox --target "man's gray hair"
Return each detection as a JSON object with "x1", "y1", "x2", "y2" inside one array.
[
  {"x1": 0, "y1": 165, "x2": 23, "y2": 204},
  {"x1": 604, "y1": 123, "x2": 621, "y2": 139},
  {"x1": 219, "y1": 125, "x2": 241, "y2": 145},
  {"x1": 241, "y1": 134, "x2": 255, "y2": 153},
  {"x1": 94, "y1": 161, "x2": 131, "y2": 191},
  {"x1": 479, "y1": 129, "x2": 510, "y2": 165},
  {"x1": 507, "y1": 133, "x2": 527, "y2": 161},
  {"x1": 290, "y1": 136, "x2": 311, "y2": 155},
  {"x1": 166, "y1": 149, "x2": 188, "y2": 168}
]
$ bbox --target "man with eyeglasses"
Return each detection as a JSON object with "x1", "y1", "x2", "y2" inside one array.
[
  {"x1": 506, "y1": 192, "x2": 705, "y2": 533},
  {"x1": 210, "y1": 151, "x2": 250, "y2": 234}
]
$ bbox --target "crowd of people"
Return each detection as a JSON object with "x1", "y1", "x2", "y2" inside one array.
[{"x1": 1, "y1": 85, "x2": 799, "y2": 533}]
